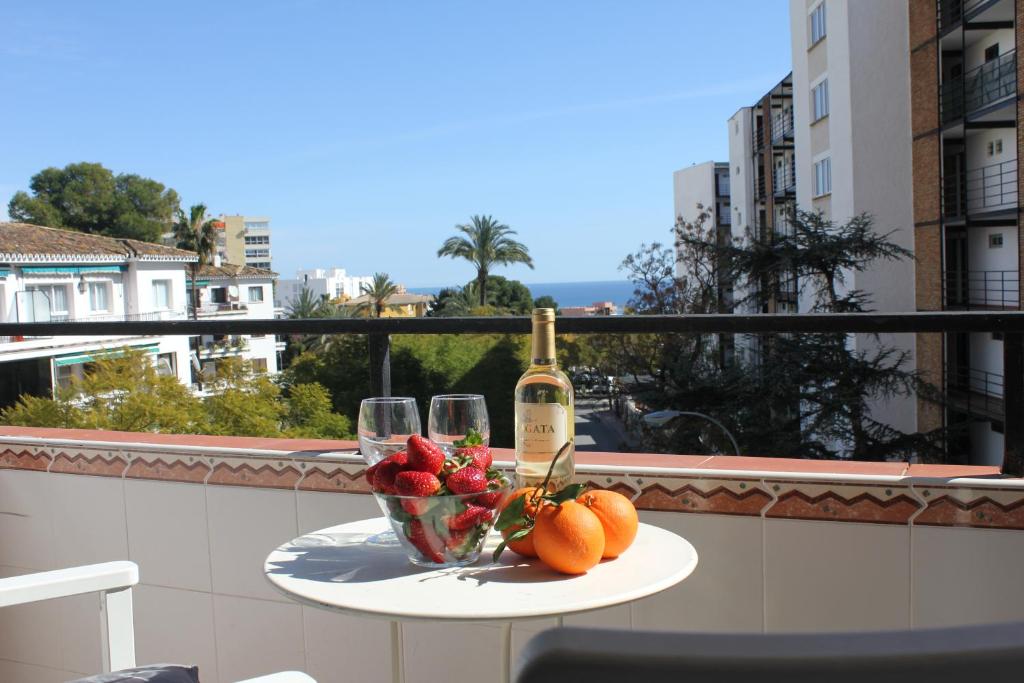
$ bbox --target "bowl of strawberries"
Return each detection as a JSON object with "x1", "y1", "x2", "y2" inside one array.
[{"x1": 366, "y1": 433, "x2": 511, "y2": 567}]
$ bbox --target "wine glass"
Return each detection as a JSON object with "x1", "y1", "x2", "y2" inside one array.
[
  {"x1": 358, "y1": 397, "x2": 421, "y2": 546},
  {"x1": 428, "y1": 394, "x2": 490, "y2": 457}
]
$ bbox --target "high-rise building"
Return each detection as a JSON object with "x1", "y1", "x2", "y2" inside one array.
[
  {"x1": 672, "y1": 161, "x2": 731, "y2": 278},
  {"x1": 217, "y1": 215, "x2": 273, "y2": 270},
  {"x1": 788, "y1": 0, "x2": 918, "y2": 439},
  {"x1": 908, "y1": 0, "x2": 1021, "y2": 464},
  {"x1": 275, "y1": 268, "x2": 375, "y2": 308}
]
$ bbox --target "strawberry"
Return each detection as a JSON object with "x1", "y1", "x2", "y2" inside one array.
[
  {"x1": 447, "y1": 504, "x2": 492, "y2": 531},
  {"x1": 406, "y1": 435, "x2": 445, "y2": 475},
  {"x1": 456, "y1": 444, "x2": 492, "y2": 471},
  {"x1": 364, "y1": 462, "x2": 380, "y2": 487},
  {"x1": 407, "y1": 520, "x2": 445, "y2": 563},
  {"x1": 446, "y1": 466, "x2": 488, "y2": 494},
  {"x1": 395, "y1": 470, "x2": 441, "y2": 497},
  {"x1": 475, "y1": 487, "x2": 504, "y2": 509},
  {"x1": 371, "y1": 451, "x2": 408, "y2": 493},
  {"x1": 444, "y1": 528, "x2": 471, "y2": 551},
  {"x1": 401, "y1": 498, "x2": 433, "y2": 516}
]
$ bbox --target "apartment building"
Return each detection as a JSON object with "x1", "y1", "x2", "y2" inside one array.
[
  {"x1": 275, "y1": 267, "x2": 375, "y2": 308},
  {"x1": 672, "y1": 160, "x2": 732, "y2": 277},
  {"x1": 909, "y1": 0, "x2": 1022, "y2": 464},
  {"x1": 187, "y1": 263, "x2": 282, "y2": 378},
  {"x1": 788, "y1": 0, "x2": 918, "y2": 438},
  {"x1": 217, "y1": 215, "x2": 273, "y2": 270},
  {"x1": 0, "y1": 222, "x2": 196, "y2": 407}
]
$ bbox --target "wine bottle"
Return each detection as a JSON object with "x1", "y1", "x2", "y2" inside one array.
[{"x1": 514, "y1": 308, "x2": 575, "y2": 490}]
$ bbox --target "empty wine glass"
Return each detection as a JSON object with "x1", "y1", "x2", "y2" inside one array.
[
  {"x1": 358, "y1": 396, "x2": 421, "y2": 546},
  {"x1": 428, "y1": 394, "x2": 490, "y2": 457},
  {"x1": 358, "y1": 396, "x2": 421, "y2": 465}
]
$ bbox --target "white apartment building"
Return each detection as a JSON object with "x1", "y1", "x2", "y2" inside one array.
[
  {"x1": 0, "y1": 222, "x2": 196, "y2": 407},
  {"x1": 275, "y1": 268, "x2": 374, "y2": 308},
  {"x1": 790, "y1": 0, "x2": 918, "y2": 438},
  {"x1": 187, "y1": 263, "x2": 282, "y2": 378}
]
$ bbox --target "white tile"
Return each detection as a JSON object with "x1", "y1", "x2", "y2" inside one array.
[
  {"x1": 632, "y1": 511, "x2": 765, "y2": 632},
  {"x1": 206, "y1": 486, "x2": 298, "y2": 601},
  {"x1": 213, "y1": 594, "x2": 305, "y2": 683},
  {"x1": 302, "y1": 606, "x2": 391, "y2": 683},
  {"x1": 509, "y1": 618, "x2": 558, "y2": 672},
  {"x1": 0, "y1": 566, "x2": 65, "y2": 668},
  {"x1": 58, "y1": 592, "x2": 104, "y2": 675},
  {"x1": 125, "y1": 480, "x2": 211, "y2": 591},
  {"x1": 563, "y1": 605, "x2": 631, "y2": 629},
  {"x1": 0, "y1": 470, "x2": 57, "y2": 570},
  {"x1": 134, "y1": 585, "x2": 219, "y2": 683},
  {"x1": 296, "y1": 490, "x2": 381, "y2": 536},
  {"x1": 764, "y1": 519, "x2": 911, "y2": 632},
  {"x1": 0, "y1": 659, "x2": 85, "y2": 683},
  {"x1": 49, "y1": 473, "x2": 129, "y2": 569},
  {"x1": 401, "y1": 621, "x2": 504, "y2": 683},
  {"x1": 913, "y1": 525, "x2": 1024, "y2": 628}
]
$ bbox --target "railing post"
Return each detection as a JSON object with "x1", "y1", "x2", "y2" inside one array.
[
  {"x1": 1003, "y1": 332, "x2": 1024, "y2": 476},
  {"x1": 368, "y1": 332, "x2": 391, "y2": 397},
  {"x1": 99, "y1": 586, "x2": 136, "y2": 672}
]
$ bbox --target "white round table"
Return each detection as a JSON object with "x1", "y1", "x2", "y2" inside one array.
[{"x1": 265, "y1": 517, "x2": 697, "y2": 683}]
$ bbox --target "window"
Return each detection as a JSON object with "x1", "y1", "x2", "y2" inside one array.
[
  {"x1": 251, "y1": 358, "x2": 268, "y2": 374},
  {"x1": 245, "y1": 248, "x2": 271, "y2": 258},
  {"x1": 984, "y1": 44, "x2": 999, "y2": 62},
  {"x1": 156, "y1": 352, "x2": 176, "y2": 377},
  {"x1": 210, "y1": 287, "x2": 228, "y2": 304},
  {"x1": 812, "y1": 79, "x2": 829, "y2": 121},
  {"x1": 88, "y1": 282, "x2": 110, "y2": 312},
  {"x1": 814, "y1": 157, "x2": 832, "y2": 196},
  {"x1": 989, "y1": 233, "x2": 1004, "y2": 248},
  {"x1": 810, "y1": 3, "x2": 826, "y2": 45},
  {"x1": 152, "y1": 280, "x2": 171, "y2": 309},
  {"x1": 248, "y1": 286, "x2": 264, "y2": 302},
  {"x1": 25, "y1": 284, "x2": 69, "y2": 319},
  {"x1": 244, "y1": 235, "x2": 270, "y2": 245},
  {"x1": 244, "y1": 221, "x2": 269, "y2": 230}
]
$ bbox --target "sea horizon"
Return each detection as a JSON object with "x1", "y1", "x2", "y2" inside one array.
[{"x1": 407, "y1": 279, "x2": 636, "y2": 309}]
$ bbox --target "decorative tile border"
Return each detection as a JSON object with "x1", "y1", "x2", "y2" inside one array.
[{"x1": 3, "y1": 430, "x2": 1024, "y2": 530}]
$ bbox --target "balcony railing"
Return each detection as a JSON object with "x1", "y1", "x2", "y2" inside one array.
[
  {"x1": 943, "y1": 270, "x2": 1021, "y2": 309},
  {"x1": 941, "y1": 51, "x2": 1017, "y2": 124},
  {"x1": 947, "y1": 366, "x2": 1004, "y2": 419},
  {"x1": 773, "y1": 160, "x2": 796, "y2": 197},
  {"x1": 938, "y1": 0, "x2": 1001, "y2": 32},
  {"x1": 965, "y1": 159, "x2": 1018, "y2": 213},
  {"x1": 771, "y1": 110, "x2": 794, "y2": 144},
  {"x1": 0, "y1": 311, "x2": 185, "y2": 343}
]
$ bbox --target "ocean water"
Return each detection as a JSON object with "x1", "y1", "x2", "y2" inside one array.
[{"x1": 408, "y1": 280, "x2": 636, "y2": 310}]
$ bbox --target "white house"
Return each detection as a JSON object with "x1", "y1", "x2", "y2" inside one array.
[
  {"x1": 187, "y1": 262, "x2": 282, "y2": 378},
  {"x1": 275, "y1": 268, "x2": 374, "y2": 308},
  {"x1": 0, "y1": 222, "x2": 197, "y2": 407}
]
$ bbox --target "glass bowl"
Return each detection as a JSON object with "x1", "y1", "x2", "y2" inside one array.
[{"x1": 373, "y1": 486, "x2": 511, "y2": 568}]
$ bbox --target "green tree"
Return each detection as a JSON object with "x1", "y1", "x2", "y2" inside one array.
[
  {"x1": 283, "y1": 382, "x2": 354, "y2": 439},
  {"x1": 356, "y1": 272, "x2": 399, "y2": 318},
  {"x1": 202, "y1": 357, "x2": 284, "y2": 437},
  {"x1": 533, "y1": 295, "x2": 559, "y2": 314},
  {"x1": 173, "y1": 203, "x2": 218, "y2": 265},
  {"x1": 431, "y1": 276, "x2": 533, "y2": 316},
  {"x1": 286, "y1": 286, "x2": 331, "y2": 319},
  {"x1": 437, "y1": 215, "x2": 534, "y2": 307},
  {"x1": 8, "y1": 162, "x2": 180, "y2": 242}
]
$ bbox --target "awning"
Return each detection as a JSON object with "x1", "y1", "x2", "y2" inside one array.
[
  {"x1": 53, "y1": 343, "x2": 161, "y2": 367},
  {"x1": 21, "y1": 265, "x2": 124, "y2": 275}
]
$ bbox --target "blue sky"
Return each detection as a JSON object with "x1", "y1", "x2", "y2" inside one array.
[{"x1": 0, "y1": 1, "x2": 791, "y2": 287}]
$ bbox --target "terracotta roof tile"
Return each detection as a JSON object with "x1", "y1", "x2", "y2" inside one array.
[
  {"x1": 0, "y1": 222, "x2": 198, "y2": 262},
  {"x1": 189, "y1": 263, "x2": 278, "y2": 279}
]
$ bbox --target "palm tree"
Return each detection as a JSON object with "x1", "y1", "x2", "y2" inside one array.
[
  {"x1": 437, "y1": 215, "x2": 534, "y2": 307},
  {"x1": 356, "y1": 272, "x2": 400, "y2": 318},
  {"x1": 173, "y1": 203, "x2": 218, "y2": 265},
  {"x1": 286, "y1": 286, "x2": 330, "y2": 319}
]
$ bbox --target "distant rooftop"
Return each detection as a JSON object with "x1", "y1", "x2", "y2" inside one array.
[
  {"x1": 188, "y1": 263, "x2": 278, "y2": 280},
  {"x1": 0, "y1": 222, "x2": 199, "y2": 263}
]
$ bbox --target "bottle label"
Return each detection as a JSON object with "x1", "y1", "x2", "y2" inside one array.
[{"x1": 515, "y1": 403, "x2": 568, "y2": 457}]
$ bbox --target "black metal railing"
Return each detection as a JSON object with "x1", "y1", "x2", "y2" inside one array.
[
  {"x1": 771, "y1": 110, "x2": 794, "y2": 144},
  {"x1": 943, "y1": 51, "x2": 1017, "y2": 123},
  {"x1": 754, "y1": 127, "x2": 765, "y2": 150},
  {"x1": 756, "y1": 174, "x2": 766, "y2": 200},
  {"x1": 3, "y1": 311, "x2": 1023, "y2": 472},
  {"x1": 948, "y1": 366, "x2": 1005, "y2": 419},
  {"x1": 943, "y1": 166, "x2": 967, "y2": 219},
  {"x1": 965, "y1": 159, "x2": 1018, "y2": 213},
  {"x1": 773, "y1": 160, "x2": 796, "y2": 197},
  {"x1": 944, "y1": 270, "x2": 1021, "y2": 309},
  {"x1": 939, "y1": 0, "x2": 1000, "y2": 32}
]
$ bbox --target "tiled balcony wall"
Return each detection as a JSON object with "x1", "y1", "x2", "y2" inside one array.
[{"x1": 2, "y1": 427, "x2": 1024, "y2": 683}]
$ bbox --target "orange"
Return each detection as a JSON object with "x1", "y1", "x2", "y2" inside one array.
[
  {"x1": 533, "y1": 501, "x2": 605, "y2": 575},
  {"x1": 499, "y1": 487, "x2": 543, "y2": 557},
  {"x1": 577, "y1": 489, "x2": 639, "y2": 558}
]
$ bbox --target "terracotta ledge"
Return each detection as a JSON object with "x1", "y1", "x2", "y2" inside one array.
[{"x1": 0, "y1": 425, "x2": 1004, "y2": 479}]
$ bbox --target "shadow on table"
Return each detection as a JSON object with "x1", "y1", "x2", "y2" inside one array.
[{"x1": 266, "y1": 532, "x2": 428, "y2": 583}]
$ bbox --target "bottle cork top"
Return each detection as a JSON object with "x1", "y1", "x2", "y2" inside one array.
[{"x1": 532, "y1": 308, "x2": 556, "y2": 322}]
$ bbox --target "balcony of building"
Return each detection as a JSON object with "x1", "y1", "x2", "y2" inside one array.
[
  {"x1": 947, "y1": 365, "x2": 1005, "y2": 420},
  {"x1": 770, "y1": 109, "x2": 794, "y2": 145},
  {"x1": 193, "y1": 302, "x2": 251, "y2": 318},
  {"x1": 938, "y1": 0, "x2": 1014, "y2": 36},
  {"x1": 773, "y1": 158, "x2": 796, "y2": 198},
  {"x1": 941, "y1": 49, "x2": 1017, "y2": 126},
  {"x1": 943, "y1": 269, "x2": 1021, "y2": 309},
  {"x1": 943, "y1": 158, "x2": 1018, "y2": 220}
]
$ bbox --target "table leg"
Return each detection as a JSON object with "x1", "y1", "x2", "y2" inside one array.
[
  {"x1": 390, "y1": 620, "x2": 405, "y2": 683},
  {"x1": 500, "y1": 622, "x2": 512, "y2": 683}
]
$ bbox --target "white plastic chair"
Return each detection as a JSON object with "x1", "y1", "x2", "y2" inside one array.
[{"x1": 0, "y1": 561, "x2": 314, "y2": 683}]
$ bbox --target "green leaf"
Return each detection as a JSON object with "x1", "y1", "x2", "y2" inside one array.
[
  {"x1": 544, "y1": 483, "x2": 588, "y2": 506},
  {"x1": 453, "y1": 427, "x2": 484, "y2": 448},
  {"x1": 491, "y1": 528, "x2": 531, "y2": 563},
  {"x1": 494, "y1": 495, "x2": 526, "y2": 531}
]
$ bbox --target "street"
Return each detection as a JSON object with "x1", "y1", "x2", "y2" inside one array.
[{"x1": 574, "y1": 397, "x2": 632, "y2": 452}]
